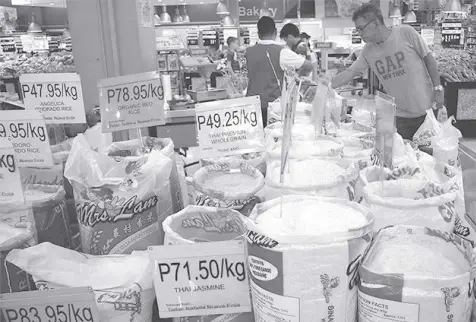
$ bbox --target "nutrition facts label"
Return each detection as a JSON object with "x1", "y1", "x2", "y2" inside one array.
[
  {"x1": 250, "y1": 280, "x2": 299, "y2": 322},
  {"x1": 358, "y1": 291, "x2": 420, "y2": 322}
]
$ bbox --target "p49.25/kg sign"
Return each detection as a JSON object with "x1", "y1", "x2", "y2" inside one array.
[
  {"x1": 99, "y1": 71, "x2": 166, "y2": 133},
  {"x1": 20, "y1": 73, "x2": 86, "y2": 125}
]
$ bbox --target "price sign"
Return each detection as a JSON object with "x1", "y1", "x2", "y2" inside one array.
[
  {"x1": 421, "y1": 28, "x2": 435, "y2": 46},
  {"x1": 0, "y1": 110, "x2": 53, "y2": 167},
  {"x1": 0, "y1": 287, "x2": 100, "y2": 322},
  {"x1": 20, "y1": 35, "x2": 49, "y2": 52},
  {"x1": 195, "y1": 95, "x2": 265, "y2": 158},
  {"x1": 149, "y1": 240, "x2": 251, "y2": 318},
  {"x1": 99, "y1": 71, "x2": 165, "y2": 133},
  {"x1": 0, "y1": 139, "x2": 23, "y2": 203},
  {"x1": 156, "y1": 36, "x2": 185, "y2": 51},
  {"x1": 20, "y1": 73, "x2": 86, "y2": 124}
]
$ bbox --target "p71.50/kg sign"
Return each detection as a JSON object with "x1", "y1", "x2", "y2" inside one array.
[{"x1": 99, "y1": 71, "x2": 166, "y2": 133}]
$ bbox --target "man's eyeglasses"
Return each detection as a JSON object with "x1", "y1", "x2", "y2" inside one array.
[{"x1": 355, "y1": 19, "x2": 377, "y2": 33}]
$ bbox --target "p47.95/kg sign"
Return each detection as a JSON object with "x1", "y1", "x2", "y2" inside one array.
[
  {"x1": 20, "y1": 73, "x2": 86, "y2": 124},
  {"x1": 99, "y1": 71, "x2": 166, "y2": 133}
]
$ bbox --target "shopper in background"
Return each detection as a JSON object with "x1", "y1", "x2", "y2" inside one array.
[
  {"x1": 246, "y1": 16, "x2": 313, "y2": 127},
  {"x1": 300, "y1": 32, "x2": 312, "y2": 49},
  {"x1": 331, "y1": 3, "x2": 447, "y2": 140},
  {"x1": 226, "y1": 36, "x2": 241, "y2": 74}
]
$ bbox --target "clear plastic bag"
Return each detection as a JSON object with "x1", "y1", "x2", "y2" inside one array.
[{"x1": 413, "y1": 109, "x2": 440, "y2": 147}]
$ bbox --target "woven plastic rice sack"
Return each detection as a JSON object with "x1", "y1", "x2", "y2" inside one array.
[
  {"x1": 104, "y1": 136, "x2": 184, "y2": 212},
  {"x1": 266, "y1": 136, "x2": 344, "y2": 161},
  {"x1": 413, "y1": 109, "x2": 440, "y2": 148},
  {"x1": 163, "y1": 206, "x2": 254, "y2": 322},
  {"x1": 433, "y1": 117, "x2": 462, "y2": 168},
  {"x1": 192, "y1": 161, "x2": 264, "y2": 216},
  {"x1": 360, "y1": 166, "x2": 458, "y2": 233},
  {"x1": 64, "y1": 135, "x2": 174, "y2": 255},
  {"x1": 265, "y1": 158, "x2": 358, "y2": 201},
  {"x1": 0, "y1": 184, "x2": 71, "y2": 248},
  {"x1": 201, "y1": 152, "x2": 266, "y2": 175},
  {"x1": 0, "y1": 223, "x2": 35, "y2": 295},
  {"x1": 246, "y1": 195, "x2": 374, "y2": 322},
  {"x1": 334, "y1": 122, "x2": 375, "y2": 141},
  {"x1": 359, "y1": 226, "x2": 475, "y2": 322},
  {"x1": 6, "y1": 243, "x2": 155, "y2": 322}
]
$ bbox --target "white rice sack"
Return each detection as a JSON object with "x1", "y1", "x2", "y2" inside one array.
[
  {"x1": 359, "y1": 226, "x2": 475, "y2": 322},
  {"x1": 6, "y1": 243, "x2": 155, "y2": 322},
  {"x1": 192, "y1": 161, "x2": 264, "y2": 216},
  {"x1": 266, "y1": 136, "x2": 344, "y2": 161},
  {"x1": 246, "y1": 195, "x2": 374, "y2": 322},
  {"x1": 264, "y1": 122, "x2": 315, "y2": 145},
  {"x1": 334, "y1": 123, "x2": 375, "y2": 141},
  {"x1": 201, "y1": 152, "x2": 266, "y2": 175},
  {"x1": 361, "y1": 166, "x2": 458, "y2": 233},
  {"x1": 163, "y1": 206, "x2": 254, "y2": 322},
  {"x1": 267, "y1": 101, "x2": 312, "y2": 125},
  {"x1": 264, "y1": 158, "x2": 358, "y2": 201}
]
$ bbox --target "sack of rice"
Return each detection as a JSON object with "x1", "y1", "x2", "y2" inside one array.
[
  {"x1": 104, "y1": 136, "x2": 184, "y2": 212},
  {"x1": 0, "y1": 184, "x2": 71, "y2": 248},
  {"x1": 201, "y1": 152, "x2": 266, "y2": 175},
  {"x1": 64, "y1": 135, "x2": 174, "y2": 255},
  {"x1": 163, "y1": 206, "x2": 254, "y2": 322},
  {"x1": 359, "y1": 225, "x2": 475, "y2": 322},
  {"x1": 264, "y1": 158, "x2": 358, "y2": 201},
  {"x1": 268, "y1": 101, "x2": 312, "y2": 125},
  {"x1": 360, "y1": 166, "x2": 458, "y2": 233},
  {"x1": 0, "y1": 223, "x2": 35, "y2": 295},
  {"x1": 6, "y1": 242, "x2": 155, "y2": 322},
  {"x1": 192, "y1": 161, "x2": 264, "y2": 216},
  {"x1": 334, "y1": 123, "x2": 375, "y2": 140},
  {"x1": 266, "y1": 136, "x2": 344, "y2": 161},
  {"x1": 264, "y1": 122, "x2": 315, "y2": 145},
  {"x1": 246, "y1": 195, "x2": 374, "y2": 322}
]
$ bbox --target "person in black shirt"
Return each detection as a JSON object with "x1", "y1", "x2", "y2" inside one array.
[{"x1": 226, "y1": 36, "x2": 240, "y2": 73}]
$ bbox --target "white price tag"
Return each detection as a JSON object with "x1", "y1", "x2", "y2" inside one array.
[
  {"x1": 20, "y1": 73, "x2": 86, "y2": 124},
  {"x1": 149, "y1": 240, "x2": 252, "y2": 318},
  {"x1": 0, "y1": 139, "x2": 23, "y2": 203},
  {"x1": 0, "y1": 110, "x2": 53, "y2": 167},
  {"x1": 99, "y1": 71, "x2": 166, "y2": 133},
  {"x1": 195, "y1": 96, "x2": 265, "y2": 158}
]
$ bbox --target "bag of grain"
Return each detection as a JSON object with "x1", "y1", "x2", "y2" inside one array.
[
  {"x1": 0, "y1": 223, "x2": 35, "y2": 296},
  {"x1": 264, "y1": 158, "x2": 358, "y2": 201},
  {"x1": 246, "y1": 195, "x2": 374, "y2": 322},
  {"x1": 64, "y1": 135, "x2": 174, "y2": 255},
  {"x1": 264, "y1": 122, "x2": 315, "y2": 144},
  {"x1": 6, "y1": 242, "x2": 155, "y2": 322},
  {"x1": 201, "y1": 152, "x2": 266, "y2": 175},
  {"x1": 163, "y1": 206, "x2": 254, "y2": 322},
  {"x1": 268, "y1": 101, "x2": 312, "y2": 125},
  {"x1": 192, "y1": 161, "x2": 264, "y2": 216},
  {"x1": 266, "y1": 136, "x2": 344, "y2": 161},
  {"x1": 360, "y1": 166, "x2": 458, "y2": 232},
  {"x1": 359, "y1": 225, "x2": 475, "y2": 322},
  {"x1": 104, "y1": 136, "x2": 184, "y2": 212}
]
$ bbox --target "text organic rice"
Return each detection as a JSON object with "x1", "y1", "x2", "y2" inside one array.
[
  {"x1": 246, "y1": 195, "x2": 374, "y2": 322},
  {"x1": 163, "y1": 206, "x2": 254, "y2": 322},
  {"x1": 6, "y1": 243, "x2": 156, "y2": 322},
  {"x1": 359, "y1": 226, "x2": 475, "y2": 322}
]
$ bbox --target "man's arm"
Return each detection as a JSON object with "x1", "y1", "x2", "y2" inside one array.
[
  {"x1": 280, "y1": 47, "x2": 313, "y2": 72},
  {"x1": 331, "y1": 52, "x2": 369, "y2": 88}
]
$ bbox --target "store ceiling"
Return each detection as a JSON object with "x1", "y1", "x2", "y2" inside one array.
[
  {"x1": 152, "y1": 0, "x2": 219, "y2": 5},
  {"x1": 11, "y1": 0, "x2": 66, "y2": 8}
]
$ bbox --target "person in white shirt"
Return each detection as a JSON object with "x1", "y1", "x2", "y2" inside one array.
[{"x1": 246, "y1": 16, "x2": 313, "y2": 126}]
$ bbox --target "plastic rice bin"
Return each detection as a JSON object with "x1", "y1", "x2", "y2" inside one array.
[
  {"x1": 163, "y1": 205, "x2": 254, "y2": 322},
  {"x1": 359, "y1": 225, "x2": 475, "y2": 322},
  {"x1": 264, "y1": 122, "x2": 315, "y2": 144},
  {"x1": 264, "y1": 158, "x2": 358, "y2": 201},
  {"x1": 201, "y1": 152, "x2": 266, "y2": 175},
  {"x1": 64, "y1": 135, "x2": 174, "y2": 255},
  {"x1": 246, "y1": 195, "x2": 374, "y2": 322},
  {"x1": 266, "y1": 136, "x2": 344, "y2": 161},
  {"x1": 192, "y1": 161, "x2": 265, "y2": 216},
  {"x1": 6, "y1": 242, "x2": 156, "y2": 322},
  {"x1": 360, "y1": 166, "x2": 458, "y2": 233}
]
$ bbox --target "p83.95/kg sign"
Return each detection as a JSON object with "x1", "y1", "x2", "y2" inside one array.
[
  {"x1": 20, "y1": 73, "x2": 86, "y2": 124},
  {"x1": 99, "y1": 71, "x2": 166, "y2": 133}
]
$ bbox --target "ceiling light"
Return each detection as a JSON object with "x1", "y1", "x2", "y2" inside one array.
[
  {"x1": 27, "y1": 13, "x2": 42, "y2": 33},
  {"x1": 403, "y1": 9, "x2": 416, "y2": 22},
  {"x1": 173, "y1": 6, "x2": 183, "y2": 23},
  {"x1": 217, "y1": 0, "x2": 229, "y2": 15},
  {"x1": 154, "y1": 13, "x2": 161, "y2": 25},
  {"x1": 62, "y1": 28, "x2": 71, "y2": 38},
  {"x1": 160, "y1": 5, "x2": 171, "y2": 23},
  {"x1": 221, "y1": 15, "x2": 234, "y2": 26},
  {"x1": 444, "y1": 0, "x2": 462, "y2": 11},
  {"x1": 182, "y1": 6, "x2": 190, "y2": 22},
  {"x1": 389, "y1": 4, "x2": 402, "y2": 17}
]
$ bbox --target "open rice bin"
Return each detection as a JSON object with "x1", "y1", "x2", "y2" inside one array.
[
  {"x1": 264, "y1": 122, "x2": 315, "y2": 145},
  {"x1": 0, "y1": 184, "x2": 71, "y2": 248},
  {"x1": 0, "y1": 223, "x2": 36, "y2": 296},
  {"x1": 359, "y1": 166, "x2": 458, "y2": 233},
  {"x1": 246, "y1": 195, "x2": 374, "y2": 322},
  {"x1": 359, "y1": 225, "x2": 475, "y2": 322},
  {"x1": 64, "y1": 135, "x2": 174, "y2": 255},
  {"x1": 201, "y1": 152, "x2": 266, "y2": 175},
  {"x1": 267, "y1": 101, "x2": 312, "y2": 125},
  {"x1": 192, "y1": 161, "x2": 265, "y2": 216},
  {"x1": 266, "y1": 136, "x2": 344, "y2": 161},
  {"x1": 6, "y1": 243, "x2": 155, "y2": 322},
  {"x1": 264, "y1": 157, "x2": 359, "y2": 201},
  {"x1": 162, "y1": 205, "x2": 254, "y2": 322}
]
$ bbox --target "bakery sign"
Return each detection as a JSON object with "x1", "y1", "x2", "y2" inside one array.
[{"x1": 239, "y1": 0, "x2": 285, "y2": 22}]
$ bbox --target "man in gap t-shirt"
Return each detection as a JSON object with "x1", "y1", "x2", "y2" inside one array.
[{"x1": 331, "y1": 3, "x2": 446, "y2": 140}]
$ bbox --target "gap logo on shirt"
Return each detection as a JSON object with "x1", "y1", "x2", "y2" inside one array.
[{"x1": 374, "y1": 52, "x2": 406, "y2": 80}]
